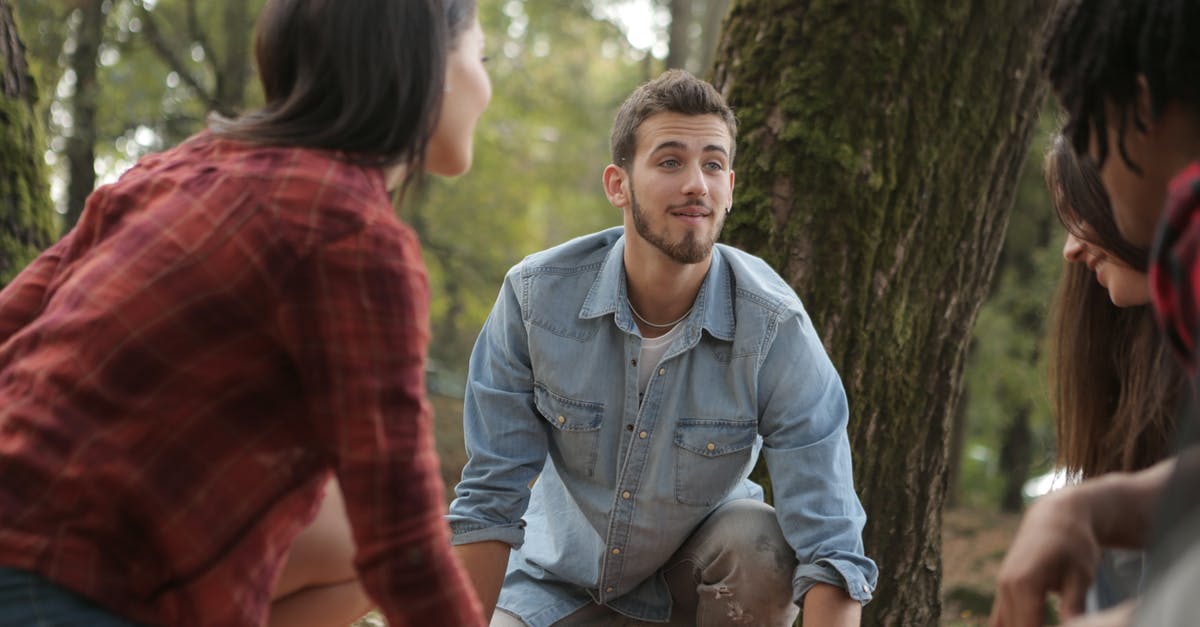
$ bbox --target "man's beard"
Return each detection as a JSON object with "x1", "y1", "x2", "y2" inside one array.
[{"x1": 629, "y1": 188, "x2": 722, "y2": 265}]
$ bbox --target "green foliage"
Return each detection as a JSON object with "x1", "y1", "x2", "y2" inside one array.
[
  {"x1": 12, "y1": 0, "x2": 264, "y2": 212},
  {"x1": 958, "y1": 110, "x2": 1063, "y2": 508},
  {"x1": 409, "y1": 0, "x2": 649, "y2": 370}
]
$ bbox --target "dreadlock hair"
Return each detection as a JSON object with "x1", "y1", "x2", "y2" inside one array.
[
  {"x1": 1043, "y1": 0, "x2": 1200, "y2": 170},
  {"x1": 1044, "y1": 134, "x2": 1184, "y2": 477}
]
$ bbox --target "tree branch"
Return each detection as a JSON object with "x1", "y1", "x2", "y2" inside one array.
[
  {"x1": 185, "y1": 0, "x2": 219, "y2": 78},
  {"x1": 135, "y1": 0, "x2": 226, "y2": 115}
]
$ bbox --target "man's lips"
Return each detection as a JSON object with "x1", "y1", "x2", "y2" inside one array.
[{"x1": 668, "y1": 203, "x2": 712, "y2": 217}]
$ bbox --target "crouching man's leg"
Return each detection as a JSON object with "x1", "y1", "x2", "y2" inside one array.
[
  {"x1": 490, "y1": 499, "x2": 798, "y2": 627},
  {"x1": 663, "y1": 498, "x2": 799, "y2": 627}
]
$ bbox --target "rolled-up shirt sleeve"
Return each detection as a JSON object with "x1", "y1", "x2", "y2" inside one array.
[
  {"x1": 757, "y1": 309, "x2": 879, "y2": 604},
  {"x1": 448, "y1": 264, "x2": 549, "y2": 549}
]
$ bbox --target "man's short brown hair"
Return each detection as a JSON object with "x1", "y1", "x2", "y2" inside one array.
[{"x1": 609, "y1": 69, "x2": 738, "y2": 168}]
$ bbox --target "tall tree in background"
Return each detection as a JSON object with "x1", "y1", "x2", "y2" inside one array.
[
  {"x1": 960, "y1": 116, "x2": 1062, "y2": 512},
  {"x1": 12, "y1": 0, "x2": 263, "y2": 226},
  {"x1": 64, "y1": 0, "x2": 103, "y2": 225},
  {"x1": 0, "y1": 0, "x2": 55, "y2": 286},
  {"x1": 713, "y1": 2, "x2": 1054, "y2": 623},
  {"x1": 664, "y1": 0, "x2": 692, "y2": 70},
  {"x1": 694, "y1": 0, "x2": 729, "y2": 75},
  {"x1": 664, "y1": 0, "x2": 730, "y2": 76}
]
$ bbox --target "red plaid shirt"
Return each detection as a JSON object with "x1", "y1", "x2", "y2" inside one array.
[
  {"x1": 0, "y1": 132, "x2": 483, "y2": 626},
  {"x1": 1151, "y1": 161, "x2": 1200, "y2": 373}
]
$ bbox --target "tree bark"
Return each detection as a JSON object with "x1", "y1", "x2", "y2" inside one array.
[
  {"x1": 0, "y1": 0, "x2": 55, "y2": 286},
  {"x1": 64, "y1": 0, "x2": 104, "y2": 228},
  {"x1": 665, "y1": 0, "x2": 693, "y2": 71},
  {"x1": 712, "y1": 2, "x2": 1054, "y2": 623},
  {"x1": 945, "y1": 383, "x2": 968, "y2": 509}
]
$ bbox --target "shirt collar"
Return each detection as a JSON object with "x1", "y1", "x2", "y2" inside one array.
[{"x1": 579, "y1": 232, "x2": 736, "y2": 341}]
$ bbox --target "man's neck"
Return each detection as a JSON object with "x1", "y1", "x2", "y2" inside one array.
[{"x1": 623, "y1": 245, "x2": 711, "y2": 338}]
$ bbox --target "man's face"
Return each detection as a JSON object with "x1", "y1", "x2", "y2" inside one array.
[
  {"x1": 607, "y1": 112, "x2": 735, "y2": 265},
  {"x1": 1090, "y1": 103, "x2": 1174, "y2": 248}
]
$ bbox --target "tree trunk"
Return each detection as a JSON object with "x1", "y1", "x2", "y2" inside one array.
[
  {"x1": 665, "y1": 0, "x2": 693, "y2": 71},
  {"x1": 945, "y1": 383, "x2": 968, "y2": 509},
  {"x1": 712, "y1": 2, "x2": 1053, "y2": 624},
  {"x1": 999, "y1": 406, "x2": 1032, "y2": 513},
  {"x1": 696, "y1": 0, "x2": 730, "y2": 77},
  {"x1": 0, "y1": 0, "x2": 55, "y2": 286},
  {"x1": 64, "y1": 0, "x2": 103, "y2": 228},
  {"x1": 215, "y1": 0, "x2": 251, "y2": 112}
]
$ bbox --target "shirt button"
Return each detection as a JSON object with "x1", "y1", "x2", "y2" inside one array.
[
  {"x1": 557, "y1": 415, "x2": 565, "y2": 424},
  {"x1": 622, "y1": 491, "x2": 631, "y2": 499},
  {"x1": 606, "y1": 586, "x2": 614, "y2": 593},
  {"x1": 706, "y1": 442, "x2": 716, "y2": 451},
  {"x1": 862, "y1": 584, "x2": 870, "y2": 593},
  {"x1": 626, "y1": 424, "x2": 634, "y2": 431},
  {"x1": 639, "y1": 431, "x2": 648, "y2": 439},
  {"x1": 631, "y1": 359, "x2": 638, "y2": 366},
  {"x1": 611, "y1": 548, "x2": 621, "y2": 555},
  {"x1": 658, "y1": 367, "x2": 666, "y2": 375}
]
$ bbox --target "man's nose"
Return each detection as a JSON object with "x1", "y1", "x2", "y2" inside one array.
[{"x1": 681, "y1": 164, "x2": 709, "y2": 196}]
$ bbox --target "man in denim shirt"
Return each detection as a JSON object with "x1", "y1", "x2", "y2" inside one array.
[{"x1": 449, "y1": 70, "x2": 877, "y2": 626}]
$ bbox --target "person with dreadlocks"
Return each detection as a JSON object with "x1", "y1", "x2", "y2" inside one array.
[{"x1": 990, "y1": 1, "x2": 1200, "y2": 626}]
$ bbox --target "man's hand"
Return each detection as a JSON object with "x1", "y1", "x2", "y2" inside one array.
[
  {"x1": 1061, "y1": 600, "x2": 1136, "y2": 627},
  {"x1": 990, "y1": 488, "x2": 1103, "y2": 626},
  {"x1": 990, "y1": 459, "x2": 1174, "y2": 627}
]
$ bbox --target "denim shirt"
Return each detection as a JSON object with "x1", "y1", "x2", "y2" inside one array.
[{"x1": 448, "y1": 227, "x2": 877, "y2": 626}]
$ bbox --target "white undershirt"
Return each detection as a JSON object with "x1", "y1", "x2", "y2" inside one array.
[{"x1": 637, "y1": 322, "x2": 687, "y2": 397}]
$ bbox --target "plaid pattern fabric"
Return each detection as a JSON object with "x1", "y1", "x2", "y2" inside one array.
[
  {"x1": 1151, "y1": 161, "x2": 1200, "y2": 373},
  {"x1": 0, "y1": 132, "x2": 482, "y2": 626}
]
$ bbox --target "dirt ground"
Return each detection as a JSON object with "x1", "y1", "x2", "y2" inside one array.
[
  {"x1": 426, "y1": 395, "x2": 1026, "y2": 626},
  {"x1": 940, "y1": 507, "x2": 1023, "y2": 625}
]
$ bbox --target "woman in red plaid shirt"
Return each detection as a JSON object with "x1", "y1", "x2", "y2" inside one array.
[{"x1": 0, "y1": 1, "x2": 490, "y2": 626}]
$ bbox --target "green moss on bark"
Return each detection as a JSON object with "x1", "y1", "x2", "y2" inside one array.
[
  {"x1": 0, "y1": 43, "x2": 57, "y2": 285},
  {"x1": 713, "y1": 1, "x2": 1053, "y2": 624}
]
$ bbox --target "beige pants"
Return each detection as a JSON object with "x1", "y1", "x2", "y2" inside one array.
[{"x1": 490, "y1": 499, "x2": 799, "y2": 626}]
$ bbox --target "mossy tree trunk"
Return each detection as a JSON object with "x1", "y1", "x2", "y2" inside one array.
[
  {"x1": 712, "y1": 2, "x2": 1054, "y2": 624},
  {"x1": 0, "y1": 0, "x2": 56, "y2": 286}
]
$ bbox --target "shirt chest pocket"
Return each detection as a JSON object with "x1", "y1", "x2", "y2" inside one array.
[
  {"x1": 673, "y1": 419, "x2": 757, "y2": 506},
  {"x1": 534, "y1": 384, "x2": 604, "y2": 478}
]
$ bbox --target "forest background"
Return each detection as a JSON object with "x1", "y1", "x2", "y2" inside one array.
[{"x1": 5, "y1": 0, "x2": 1068, "y2": 624}]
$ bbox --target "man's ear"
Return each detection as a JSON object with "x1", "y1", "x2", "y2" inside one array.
[{"x1": 603, "y1": 164, "x2": 630, "y2": 208}]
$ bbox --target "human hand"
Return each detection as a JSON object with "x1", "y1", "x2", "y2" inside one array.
[
  {"x1": 1060, "y1": 600, "x2": 1136, "y2": 627},
  {"x1": 989, "y1": 488, "x2": 1102, "y2": 626}
]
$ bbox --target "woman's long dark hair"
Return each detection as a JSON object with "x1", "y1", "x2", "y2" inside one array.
[
  {"x1": 1045, "y1": 135, "x2": 1183, "y2": 477},
  {"x1": 211, "y1": 0, "x2": 476, "y2": 179}
]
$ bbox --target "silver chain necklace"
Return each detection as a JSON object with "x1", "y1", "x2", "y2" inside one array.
[{"x1": 627, "y1": 297, "x2": 693, "y2": 329}]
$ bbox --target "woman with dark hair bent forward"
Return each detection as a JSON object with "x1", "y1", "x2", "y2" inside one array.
[
  {"x1": 1044, "y1": 135, "x2": 1185, "y2": 614},
  {"x1": 0, "y1": 1, "x2": 491, "y2": 625}
]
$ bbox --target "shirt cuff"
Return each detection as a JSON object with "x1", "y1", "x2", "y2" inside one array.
[
  {"x1": 793, "y1": 558, "x2": 875, "y2": 605},
  {"x1": 448, "y1": 519, "x2": 526, "y2": 549}
]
